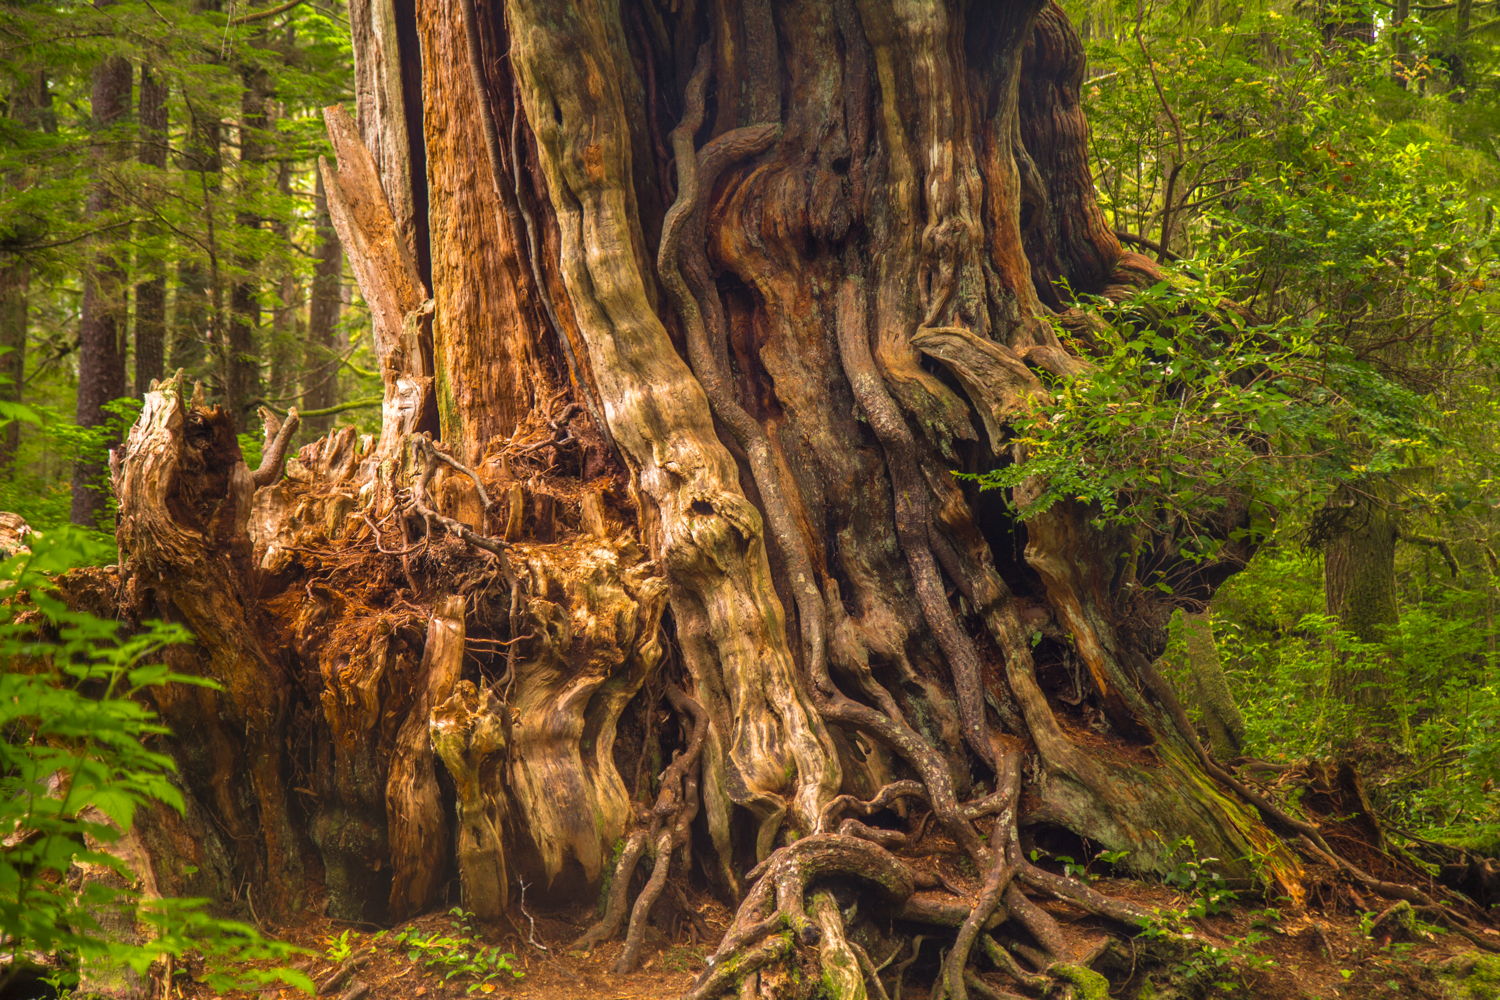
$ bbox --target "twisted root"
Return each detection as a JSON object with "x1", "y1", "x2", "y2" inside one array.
[{"x1": 570, "y1": 685, "x2": 710, "y2": 971}]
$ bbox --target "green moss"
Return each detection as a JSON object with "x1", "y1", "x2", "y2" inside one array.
[
  {"x1": 596, "y1": 837, "x2": 625, "y2": 916},
  {"x1": 1445, "y1": 953, "x2": 1500, "y2": 1000},
  {"x1": 1052, "y1": 963, "x2": 1109, "y2": 1000}
]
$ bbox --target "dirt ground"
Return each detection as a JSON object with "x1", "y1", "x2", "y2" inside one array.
[{"x1": 172, "y1": 872, "x2": 1500, "y2": 1000}]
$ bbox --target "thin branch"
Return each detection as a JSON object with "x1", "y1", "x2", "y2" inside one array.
[
  {"x1": 1114, "y1": 230, "x2": 1181, "y2": 262},
  {"x1": 256, "y1": 396, "x2": 380, "y2": 418},
  {"x1": 2, "y1": 219, "x2": 140, "y2": 255},
  {"x1": 230, "y1": 0, "x2": 307, "y2": 23},
  {"x1": 1400, "y1": 530, "x2": 1460, "y2": 577}
]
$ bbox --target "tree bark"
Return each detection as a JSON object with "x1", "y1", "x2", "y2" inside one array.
[
  {"x1": 0, "y1": 68, "x2": 42, "y2": 471},
  {"x1": 170, "y1": 98, "x2": 221, "y2": 379},
  {"x1": 303, "y1": 170, "x2": 344, "y2": 438},
  {"x1": 71, "y1": 47, "x2": 131, "y2": 528},
  {"x1": 1180, "y1": 609, "x2": 1246, "y2": 760},
  {"x1": 1323, "y1": 481, "x2": 1401, "y2": 727},
  {"x1": 266, "y1": 161, "x2": 297, "y2": 408},
  {"x1": 226, "y1": 51, "x2": 270, "y2": 422},
  {"x1": 134, "y1": 64, "x2": 168, "y2": 396},
  {"x1": 0, "y1": 254, "x2": 25, "y2": 470}
]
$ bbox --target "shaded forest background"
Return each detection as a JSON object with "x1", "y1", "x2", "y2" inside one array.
[{"x1": 4, "y1": 0, "x2": 1500, "y2": 945}]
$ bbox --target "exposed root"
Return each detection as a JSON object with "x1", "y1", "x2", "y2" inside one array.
[
  {"x1": 691, "y1": 722, "x2": 1167, "y2": 998},
  {"x1": 837, "y1": 818, "x2": 909, "y2": 849},
  {"x1": 891, "y1": 937, "x2": 925, "y2": 1000},
  {"x1": 617, "y1": 760, "x2": 701, "y2": 972},
  {"x1": 569, "y1": 826, "x2": 650, "y2": 953},
  {"x1": 850, "y1": 939, "x2": 894, "y2": 1000},
  {"x1": 818, "y1": 781, "x2": 927, "y2": 835},
  {"x1": 684, "y1": 932, "x2": 793, "y2": 1000},
  {"x1": 409, "y1": 435, "x2": 511, "y2": 560},
  {"x1": 960, "y1": 972, "x2": 1026, "y2": 1000},
  {"x1": 943, "y1": 848, "x2": 1015, "y2": 1000},
  {"x1": 1015, "y1": 865, "x2": 1150, "y2": 927},
  {"x1": 703, "y1": 836, "x2": 915, "y2": 977},
  {"x1": 809, "y1": 890, "x2": 866, "y2": 1000},
  {"x1": 570, "y1": 685, "x2": 710, "y2": 971},
  {"x1": 358, "y1": 510, "x2": 429, "y2": 557},
  {"x1": 978, "y1": 936, "x2": 1048, "y2": 993}
]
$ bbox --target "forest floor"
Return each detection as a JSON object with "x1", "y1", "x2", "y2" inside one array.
[{"x1": 178, "y1": 873, "x2": 1500, "y2": 1000}]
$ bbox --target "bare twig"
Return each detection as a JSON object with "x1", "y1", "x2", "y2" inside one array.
[{"x1": 518, "y1": 878, "x2": 549, "y2": 952}]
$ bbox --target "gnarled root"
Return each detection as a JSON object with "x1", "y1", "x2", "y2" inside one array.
[
  {"x1": 689, "y1": 747, "x2": 1145, "y2": 1000},
  {"x1": 570, "y1": 685, "x2": 709, "y2": 970},
  {"x1": 686, "y1": 836, "x2": 914, "y2": 1000}
]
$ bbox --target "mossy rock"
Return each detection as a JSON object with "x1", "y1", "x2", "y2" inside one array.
[
  {"x1": 1370, "y1": 900, "x2": 1422, "y2": 942},
  {"x1": 1437, "y1": 952, "x2": 1500, "y2": 1000},
  {"x1": 1054, "y1": 963, "x2": 1110, "y2": 1000}
]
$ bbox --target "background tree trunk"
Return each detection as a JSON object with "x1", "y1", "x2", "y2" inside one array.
[
  {"x1": 226, "y1": 53, "x2": 269, "y2": 421},
  {"x1": 302, "y1": 171, "x2": 343, "y2": 438},
  {"x1": 268, "y1": 160, "x2": 300, "y2": 409},
  {"x1": 169, "y1": 102, "x2": 220, "y2": 378},
  {"x1": 1180, "y1": 609, "x2": 1246, "y2": 760},
  {"x1": 0, "y1": 255, "x2": 25, "y2": 471},
  {"x1": 1324, "y1": 481, "x2": 1402, "y2": 729},
  {"x1": 71, "y1": 48, "x2": 131, "y2": 528},
  {"x1": 134, "y1": 64, "x2": 168, "y2": 397},
  {"x1": 0, "y1": 68, "x2": 43, "y2": 472}
]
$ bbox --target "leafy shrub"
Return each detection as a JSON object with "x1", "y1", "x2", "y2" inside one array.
[
  {"x1": 384, "y1": 908, "x2": 523, "y2": 993},
  {"x1": 0, "y1": 526, "x2": 311, "y2": 995}
]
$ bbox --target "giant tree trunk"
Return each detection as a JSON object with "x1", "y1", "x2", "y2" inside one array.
[{"x1": 108, "y1": 2, "x2": 1462, "y2": 997}]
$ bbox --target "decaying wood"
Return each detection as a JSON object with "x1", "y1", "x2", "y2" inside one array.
[
  {"x1": 414, "y1": 0, "x2": 552, "y2": 461},
  {"x1": 114, "y1": 373, "x2": 302, "y2": 913},
  {"x1": 386, "y1": 595, "x2": 464, "y2": 918},
  {"x1": 346, "y1": 0, "x2": 418, "y2": 263},
  {"x1": 319, "y1": 105, "x2": 431, "y2": 460}
]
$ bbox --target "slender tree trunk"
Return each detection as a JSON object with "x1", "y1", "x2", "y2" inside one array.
[
  {"x1": 1181, "y1": 609, "x2": 1246, "y2": 759},
  {"x1": 226, "y1": 58, "x2": 269, "y2": 422},
  {"x1": 303, "y1": 170, "x2": 343, "y2": 438},
  {"x1": 1324, "y1": 481, "x2": 1402, "y2": 728},
  {"x1": 267, "y1": 159, "x2": 300, "y2": 408},
  {"x1": 0, "y1": 258, "x2": 26, "y2": 471},
  {"x1": 170, "y1": 104, "x2": 221, "y2": 379},
  {"x1": 134, "y1": 64, "x2": 168, "y2": 396},
  {"x1": 71, "y1": 47, "x2": 131, "y2": 528},
  {"x1": 1451, "y1": 0, "x2": 1474, "y2": 97},
  {"x1": 0, "y1": 70, "x2": 45, "y2": 473},
  {"x1": 1393, "y1": 0, "x2": 1412, "y2": 86}
]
